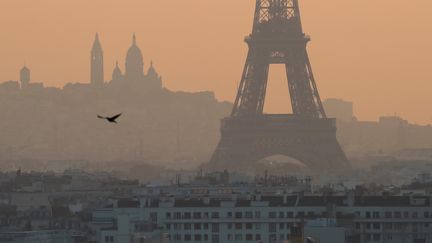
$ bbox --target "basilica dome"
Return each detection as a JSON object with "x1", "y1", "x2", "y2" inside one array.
[{"x1": 125, "y1": 33, "x2": 144, "y2": 81}]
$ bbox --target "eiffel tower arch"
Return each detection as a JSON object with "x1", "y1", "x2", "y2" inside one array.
[{"x1": 208, "y1": 0, "x2": 349, "y2": 171}]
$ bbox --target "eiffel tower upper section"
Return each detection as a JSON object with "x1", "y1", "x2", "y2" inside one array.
[{"x1": 231, "y1": 0, "x2": 326, "y2": 119}]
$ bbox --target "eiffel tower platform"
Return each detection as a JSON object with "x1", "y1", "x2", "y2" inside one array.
[{"x1": 208, "y1": 114, "x2": 349, "y2": 172}]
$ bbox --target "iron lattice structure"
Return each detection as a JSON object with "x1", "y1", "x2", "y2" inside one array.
[
  {"x1": 232, "y1": 0, "x2": 325, "y2": 118},
  {"x1": 209, "y1": 0, "x2": 349, "y2": 171}
]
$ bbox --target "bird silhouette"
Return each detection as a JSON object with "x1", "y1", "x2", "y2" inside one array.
[{"x1": 97, "y1": 113, "x2": 122, "y2": 123}]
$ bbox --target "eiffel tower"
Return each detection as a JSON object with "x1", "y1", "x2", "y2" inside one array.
[{"x1": 208, "y1": 0, "x2": 349, "y2": 171}]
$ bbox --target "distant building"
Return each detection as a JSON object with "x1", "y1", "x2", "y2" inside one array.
[
  {"x1": 90, "y1": 33, "x2": 104, "y2": 86},
  {"x1": 146, "y1": 61, "x2": 162, "y2": 87},
  {"x1": 112, "y1": 61, "x2": 123, "y2": 83},
  {"x1": 304, "y1": 219, "x2": 345, "y2": 243},
  {"x1": 125, "y1": 33, "x2": 144, "y2": 82},
  {"x1": 379, "y1": 115, "x2": 408, "y2": 127},
  {"x1": 19, "y1": 65, "x2": 30, "y2": 88},
  {"x1": 323, "y1": 98, "x2": 353, "y2": 122},
  {"x1": 0, "y1": 80, "x2": 20, "y2": 92},
  {"x1": 93, "y1": 193, "x2": 432, "y2": 243},
  {"x1": 0, "y1": 230, "x2": 73, "y2": 243},
  {"x1": 0, "y1": 33, "x2": 230, "y2": 164},
  {"x1": 109, "y1": 34, "x2": 163, "y2": 90},
  {"x1": 98, "y1": 214, "x2": 169, "y2": 243}
]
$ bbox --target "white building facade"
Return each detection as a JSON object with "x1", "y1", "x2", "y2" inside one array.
[{"x1": 92, "y1": 191, "x2": 432, "y2": 243}]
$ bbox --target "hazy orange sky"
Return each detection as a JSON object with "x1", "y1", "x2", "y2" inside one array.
[{"x1": 1, "y1": 0, "x2": 432, "y2": 124}]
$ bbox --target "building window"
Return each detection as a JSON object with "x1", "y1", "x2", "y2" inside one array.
[
  {"x1": 373, "y1": 234, "x2": 381, "y2": 241},
  {"x1": 235, "y1": 223, "x2": 242, "y2": 230},
  {"x1": 366, "y1": 223, "x2": 371, "y2": 229},
  {"x1": 424, "y1": 212, "x2": 430, "y2": 218},
  {"x1": 174, "y1": 234, "x2": 181, "y2": 241},
  {"x1": 194, "y1": 234, "x2": 202, "y2": 241},
  {"x1": 287, "y1": 212, "x2": 294, "y2": 218},
  {"x1": 166, "y1": 223, "x2": 171, "y2": 230},
  {"x1": 383, "y1": 223, "x2": 392, "y2": 230},
  {"x1": 245, "y1": 211, "x2": 253, "y2": 218},
  {"x1": 166, "y1": 212, "x2": 171, "y2": 219},
  {"x1": 204, "y1": 234, "x2": 208, "y2": 241},
  {"x1": 296, "y1": 212, "x2": 305, "y2": 218},
  {"x1": 194, "y1": 223, "x2": 201, "y2": 230},
  {"x1": 150, "y1": 212, "x2": 157, "y2": 222},
  {"x1": 355, "y1": 223, "x2": 361, "y2": 229},
  {"x1": 269, "y1": 212, "x2": 277, "y2": 218},
  {"x1": 227, "y1": 234, "x2": 233, "y2": 241},
  {"x1": 184, "y1": 234, "x2": 191, "y2": 241},
  {"x1": 246, "y1": 234, "x2": 253, "y2": 241},
  {"x1": 212, "y1": 223, "x2": 219, "y2": 233},
  {"x1": 269, "y1": 223, "x2": 277, "y2": 233},
  {"x1": 403, "y1": 211, "x2": 409, "y2": 218},
  {"x1": 384, "y1": 212, "x2": 392, "y2": 218},
  {"x1": 279, "y1": 223, "x2": 284, "y2": 230},
  {"x1": 372, "y1": 212, "x2": 380, "y2": 219},
  {"x1": 255, "y1": 211, "x2": 261, "y2": 218},
  {"x1": 235, "y1": 212, "x2": 242, "y2": 219},
  {"x1": 255, "y1": 223, "x2": 261, "y2": 230},
  {"x1": 184, "y1": 212, "x2": 191, "y2": 219},
  {"x1": 394, "y1": 223, "x2": 402, "y2": 230},
  {"x1": 193, "y1": 212, "x2": 201, "y2": 219},
  {"x1": 366, "y1": 212, "x2": 371, "y2": 218},
  {"x1": 413, "y1": 223, "x2": 418, "y2": 232},
  {"x1": 227, "y1": 223, "x2": 232, "y2": 230},
  {"x1": 174, "y1": 223, "x2": 181, "y2": 230},
  {"x1": 184, "y1": 223, "x2": 191, "y2": 230},
  {"x1": 174, "y1": 212, "x2": 181, "y2": 219},
  {"x1": 394, "y1": 212, "x2": 401, "y2": 218},
  {"x1": 211, "y1": 234, "x2": 219, "y2": 243},
  {"x1": 279, "y1": 212, "x2": 284, "y2": 218},
  {"x1": 227, "y1": 212, "x2": 232, "y2": 218},
  {"x1": 413, "y1": 212, "x2": 418, "y2": 218},
  {"x1": 255, "y1": 234, "x2": 261, "y2": 241},
  {"x1": 211, "y1": 212, "x2": 219, "y2": 219},
  {"x1": 373, "y1": 223, "x2": 380, "y2": 230},
  {"x1": 246, "y1": 223, "x2": 252, "y2": 230},
  {"x1": 235, "y1": 234, "x2": 242, "y2": 241}
]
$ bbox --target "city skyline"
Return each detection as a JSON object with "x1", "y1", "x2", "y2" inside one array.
[
  {"x1": 2, "y1": 0, "x2": 432, "y2": 124},
  {"x1": 1, "y1": 2, "x2": 432, "y2": 242}
]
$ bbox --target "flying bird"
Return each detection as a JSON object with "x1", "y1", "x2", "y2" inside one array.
[{"x1": 97, "y1": 113, "x2": 122, "y2": 123}]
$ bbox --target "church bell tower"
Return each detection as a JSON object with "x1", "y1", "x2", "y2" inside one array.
[{"x1": 90, "y1": 33, "x2": 104, "y2": 85}]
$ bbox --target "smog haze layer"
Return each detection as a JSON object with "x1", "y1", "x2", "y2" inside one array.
[{"x1": 1, "y1": 0, "x2": 432, "y2": 123}]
